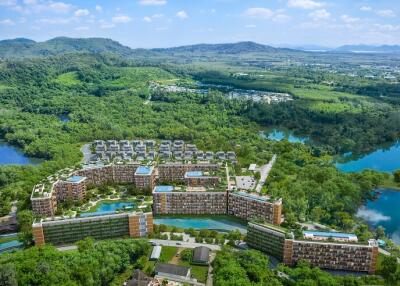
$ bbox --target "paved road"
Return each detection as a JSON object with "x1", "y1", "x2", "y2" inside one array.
[
  {"x1": 80, "y1": 143, "x2": 92, "y2": 164},
  {"x1": 256, "y1": 154, "x2": 277, "y2": 193},
  {"x1": 206, "y1": 252, "x2": 216, "y2": 286},
  {"x1": 149, "y1": 239, "x2": 221, "y2": 251}
]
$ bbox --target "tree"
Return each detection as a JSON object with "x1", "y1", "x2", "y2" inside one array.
[
  {"x1": 76, "y1": 237, "x2": 94, "y2": 252},
  {"x1": 0, "y1": 263, "x2": 17, "y2": 286},
  {"x1": 180, "y1": 249, "x2": 192, "y2": 262},
  {"x1": 394, "y1": 170, "x2": 400, "y2": 183},
  {"x1": 17, "y1": 210, "x2": 33, "y2": 247},
  {"x1": 376, "y1": 226, "x2": 385, "y2": 239},
  {"x1": 380, "y1": 256, "x2": 400, "y2": 285}
]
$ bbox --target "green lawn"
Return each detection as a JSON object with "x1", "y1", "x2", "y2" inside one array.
[
  {"x1": 178, "y1": 260, "x2": 209, "y2": 283},
  {"x1": 159, "y1": 246, "x2": 178, "y2": 262},
  {"x1": 54, "y1": 71, "x2": 81, "y2": 86}
]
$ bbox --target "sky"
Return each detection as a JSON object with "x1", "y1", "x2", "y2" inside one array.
[{"x1": 0, "y1": 0, "x2": 399, "y2": 48}]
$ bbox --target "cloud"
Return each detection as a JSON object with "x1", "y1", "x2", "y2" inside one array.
[
  {"x1": 341, "y1": 14, "x2": 359, "y2": 24},
  {"x1": 287, "y1": 0, "x2": 324, "y2": 10},
  {"x1": 356, "y1": 207, "x2": 391, "y2": 224},
  {"x1": 138, "y1": 0, "x2": 166, "y2": 6},
  {"x1": 23, "y1": 0, "x2": 36, "y2": 4},
  {"x1": 374, "y1": 23, "x2": 400, "y2": 32},
  {"x1": 95, "y1": 5, "x2": 102, "y2": 12},
  {"x1": 112, "y1": 15, "x2": 132, "y2": 23},
  {"x1": 0, "y1": 18, "x2": 15, "y2": 25},
  {"x1": 36, "y1": 17, "x2": 70, "y2": 24},
  {"x1": 176, "y1": 10, "x2": 188, "y2": 19},
  {"x1": 143, "y1": 13, "x2": 163, "y2": 23},
  {"x1": 245, "y1": 24, "x2": 257, "y2": 28},
  {"x1": 360, "y1": 6, "x2": 372, "y2": 12},
  {"x1": 244, "y1": 7, "x2": 273, "y2": 19},
  {"x1": 377, "y1": 9, "x2": 396, "y2": 18},
  {"x1": 75, "y1": 9, "x2": 89, "y2": 17},
  {"x1": 273, "y1": 14, "x2": 291, "y2": 23},
  {"x1": 48, "y1": 2, "x2": 71, "y2": 13},
  {"x1": 0, "y1": 0, "x2": 16, "y2": 6},
  {"x1": 309, "y1": 9, "x2": 330, "y2": 21}
]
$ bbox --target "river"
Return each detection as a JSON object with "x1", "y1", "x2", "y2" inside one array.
[{"x1": 0, "y1": 141, "x2": 42, "y2": 166}]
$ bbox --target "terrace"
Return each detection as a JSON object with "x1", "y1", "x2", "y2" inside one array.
[{"x1": 135, "y1": 166, "x2": 153, "y2": 176}]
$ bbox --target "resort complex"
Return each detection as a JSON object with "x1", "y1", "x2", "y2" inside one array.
[{"x1": 29, "y1": 139, "x2": 378, "y2": 274}]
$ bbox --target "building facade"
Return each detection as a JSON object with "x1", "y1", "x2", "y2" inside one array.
[
  {"x1": 153, "y1": 189, "x2": 228, "y2": 215},
  {"x1": 32, "y1": 212, "x2": 153, "y2": 246},
  {"x1": 246, "y1": 222, "x2": 378, "y2": 274},
  {"x1": 227, "y1": 192, "x2": 282, "y2": 224}
]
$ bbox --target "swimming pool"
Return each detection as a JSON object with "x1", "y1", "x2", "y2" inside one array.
[{"x1": 80, "y1": 201, "x2": 135, "y2": 217}]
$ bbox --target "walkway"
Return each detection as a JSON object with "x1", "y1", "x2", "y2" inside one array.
[
  {"x1": 255, "y1": 154, "x2": 277, "y2": 193},
  {"x1": 149, "y1": 239, "x2": 221, "y2": 251}
]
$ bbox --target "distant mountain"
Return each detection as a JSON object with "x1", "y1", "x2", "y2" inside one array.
[
  {"x1": 280, "y1": 44, "x2": 332, "y2": 52},
  {"x1": 334, "y1": 44, "x2": 400, "y2": 53},
  {"x1": 152, "y1": 41, "x2": 283, "y2": 54},
  {"x1": 0, "y1": 37, "x2": 152, "y2": 58}
]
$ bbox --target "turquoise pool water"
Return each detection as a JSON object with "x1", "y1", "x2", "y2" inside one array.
[
  {"x1": 80, "y1": 201, "x2": 134, "y2": 217},
  {"x1": 0, "y1": 240, "x2": 23, "y2": 252},
  {"x1": 357, "y1": 189, "x2": 400, "y2": 244},
  {"x1": 335, "y1": 141, "x2": 400, "y2": 173},
  {"x1": 154, "y1": 216, "x2": 247, "y2": 233},
  {"x1": 0, "y1": 141, "x2": 42, "y2": 165}
]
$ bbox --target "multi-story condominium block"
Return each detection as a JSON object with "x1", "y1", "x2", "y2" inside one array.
[
  {"x1": 32, "y1": 212, "x2": 153, "y2": 246},
  {"x1": 184, "y1": 171, "x2": 220, "y2": 187},
  {"x1": 158, "y1": 163, "x2": 220, "y2": 183},
  {"x1": 53, "y1": 176, "x2": 87, "y2": 202},
  {"x1": 134, "y1": 166, "x2": 156, "y2": 190},
  {"x1": 247, "y1": 222, "x2": 378, "y2": 274},
  {"x1": 152, "y1": 186, "x2": 227, "y2": 215},
  {"x1": 76, "y1": 165, "x2": 114, "y2": 186},
  {"x1": 285, "y1": 239, "x2": 378, "y2": 273},
  {"x1": 216, "y1": 151, "x2": 226, "y2": 160},
  {"x1": 31, "y1": 184, "x2": 57, "y2": 217},
  {"x1": 228, "y1": 192, "x2": 282, "y2": 224}
]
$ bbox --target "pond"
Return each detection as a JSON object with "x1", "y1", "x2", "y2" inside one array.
[
  {"x1": 154, "y1": 216, "x2": 247, "y2": 233},
  {"x1": 356, "y1": 189, "x2": 400, "y2": 244},
  {"x1": 335, "y1": 141, "x2": 400, "y2": 173},
  {"x1": 0, "y1": 140, "x2": 42, "y2": 166},
  {"x1": 260, "y1": 129, "x2": 308, "y2": 144},
  {"x1": 58, "y1": 114, "x2": 71, "y2": 122},
  {"x1": 80, "y1": 201, "x2": 135, "y2": 217}
]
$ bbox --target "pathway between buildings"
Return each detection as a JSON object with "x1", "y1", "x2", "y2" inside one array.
[
  {"x1": 149, "y1": 239, "x2": 222, "y2": 251},
  {"x1": 255, "y1": 154, "x2": 277, "y2": 193},
  {"x1": 80, "y1": 143, "x2": 91, "y2": 164}
]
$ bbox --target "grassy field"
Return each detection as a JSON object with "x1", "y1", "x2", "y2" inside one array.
[
  {"x1": 159, "y1": 246, "x2": 179, "y2": 262},
  {"x1": 178, "y1": 260, "x2": 209, "y2": 283},
  {"x1": 54, "y1": 71, "x2": 81, "y2": 86}
]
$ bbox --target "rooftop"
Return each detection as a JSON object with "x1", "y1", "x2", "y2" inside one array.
[
  {"x1": 192, "y1": 246, "x2": 210, "y2": 263},
  {"x1": 66, "y1": 176, "x2": 86, "y2": 183},
  {"x1": 135, "y1": 166, "x2": 153, "y2": 176},
  {"x1": 154, "y1": 185, "x2": 174, "y2": 193},
  {"x1": 232, "y1": 191, "x2": 270, "y2": 203},
  {"x1": 303, "y1": 231, "x2": 358, "y2": 239},
  {"x1": 155, "y1": 263, "x2": 190, "y2": 278},
  {"x1": 185, "y1": 171, "x2": 203, "y2": 178}
]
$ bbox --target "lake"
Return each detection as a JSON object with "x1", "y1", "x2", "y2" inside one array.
[
  {"x1": 260, "y1": 129, "x2": 308, "y2": 144},
  {"x1": 0, "y1": 141, "x2": 42, "y2": 166},
  {"x1": 356, "y1": 189, "x2": 400, "y2": 244},
  {"x1": 335, "y1": 141, "x2": 400, "y2": 173},
  {"x1": 154, "y1": 216, "x2": 247, "y2": 233}
]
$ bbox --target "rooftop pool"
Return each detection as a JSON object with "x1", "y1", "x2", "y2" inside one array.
[
  {"x1": 154, "y1": 216, "x2": 247, "y2": 233},
  {"x1": 80, "y1": 201, "x2": 135, "y2": 217}
]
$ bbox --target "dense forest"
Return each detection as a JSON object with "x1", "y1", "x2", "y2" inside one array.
[{"x1": 0, "y1": 52, "x2": 395, "y2": 232}]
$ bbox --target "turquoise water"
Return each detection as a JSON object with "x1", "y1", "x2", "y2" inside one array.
[
  {"x1": 0, "y1": 240, "x2": 23, "y2": 252},
  {"x1": 0, "y1": 141, "x2": 42, "y2": 165},
  {"x1": 261, "y1": 129, "x2": 307, "y2": 144},
  {"x1": 154, "y1": 216, "x2": 247, "y2": 233},
  {"x1": 336, "y1": 142, "x2": 400, "y2": 173},
  {"x1": 80, "y1": 201, "x2": 134, "y2": 217},
  {"x1": 357, "y1": 189, "x2": 400, "y2": 244}
]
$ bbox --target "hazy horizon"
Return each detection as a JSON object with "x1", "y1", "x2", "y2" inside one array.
[{"x1": 0, "y1": 0, "x2": 399, "y2": 49}]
